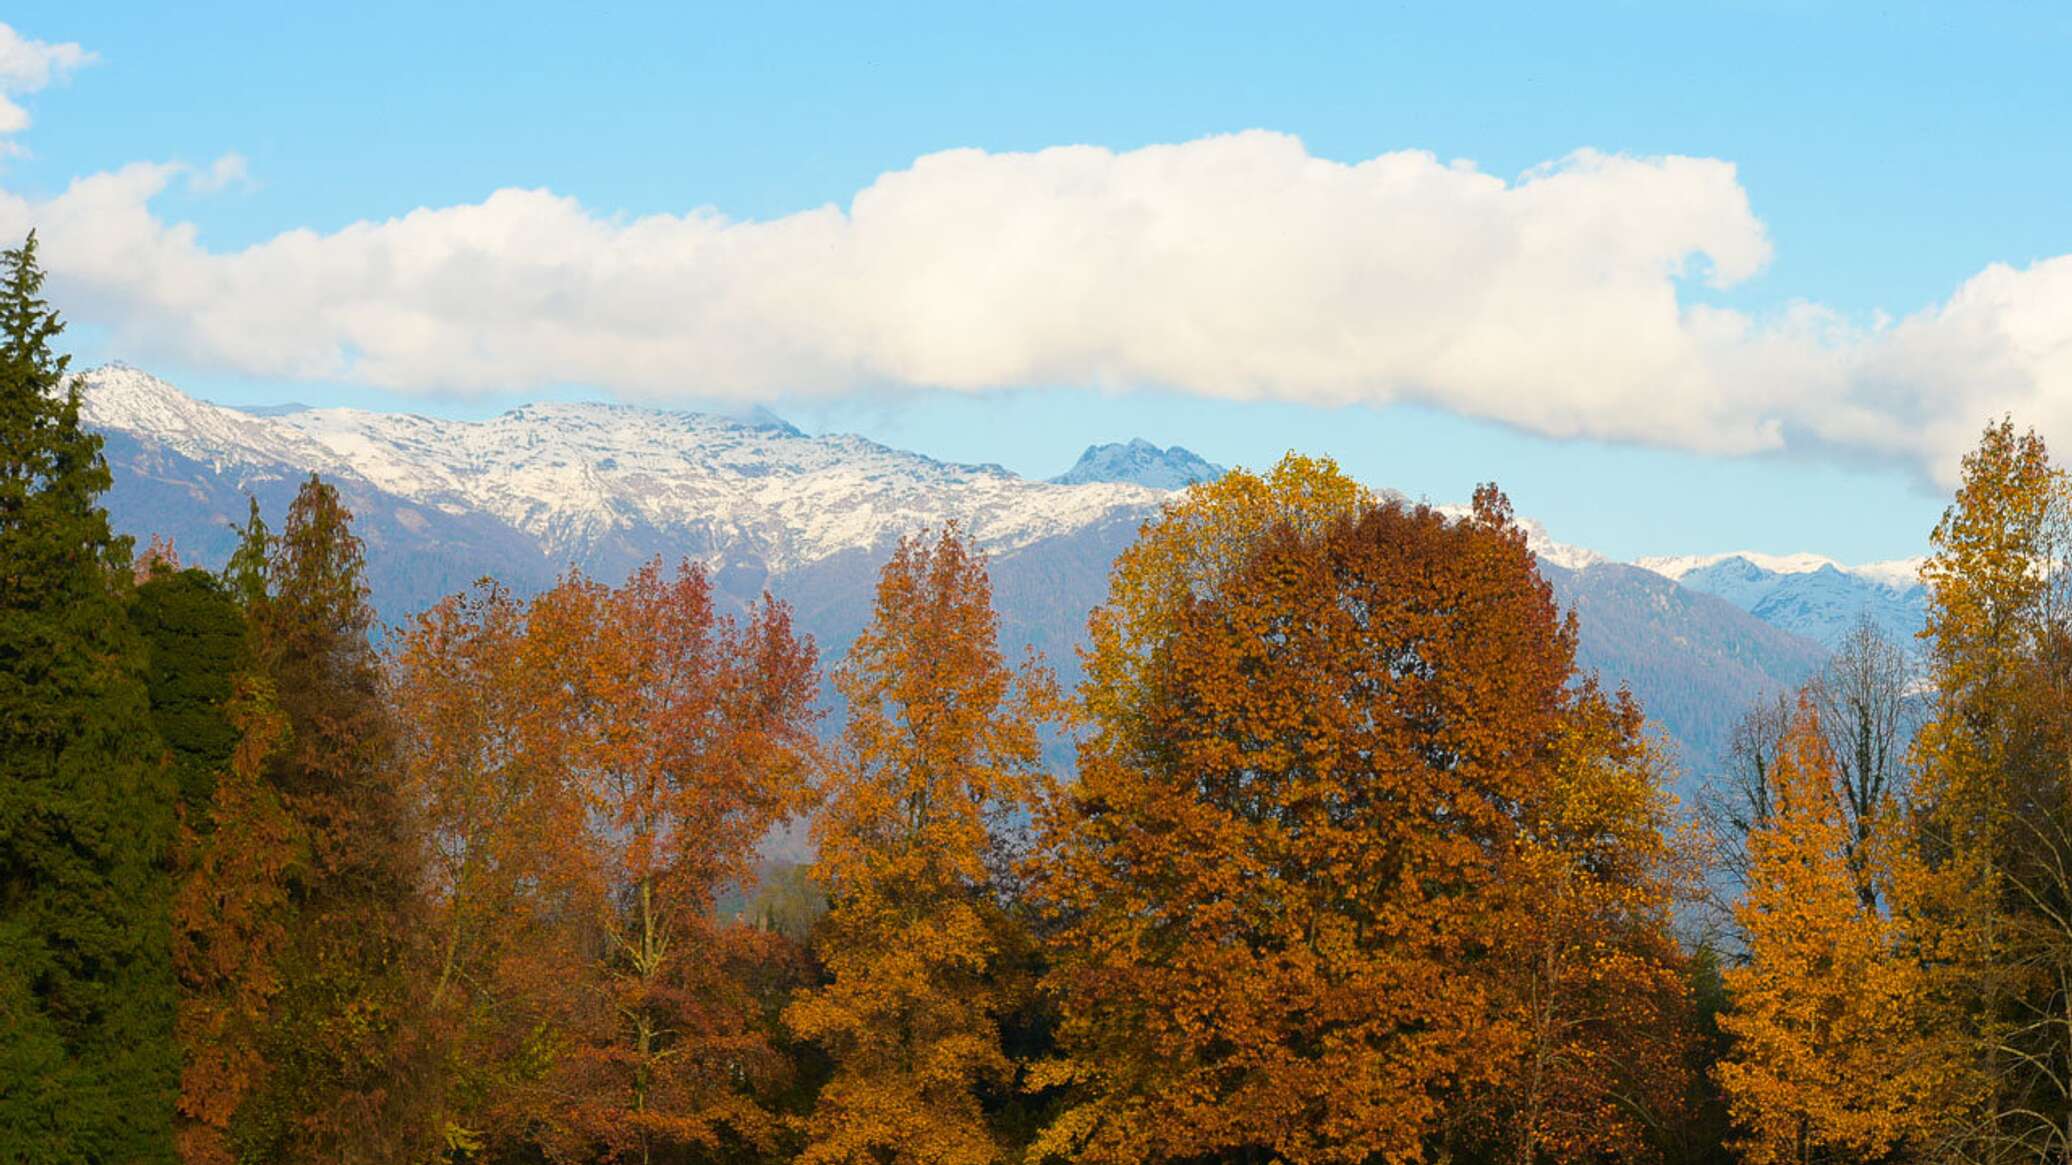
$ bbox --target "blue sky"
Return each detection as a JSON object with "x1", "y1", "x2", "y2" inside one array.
[{"x1": 10, "y1": 2, "x2": 2072, "y2": 562}]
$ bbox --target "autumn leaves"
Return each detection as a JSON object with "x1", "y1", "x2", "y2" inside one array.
[
  {"x1": 788, "y1": 531, "x2": 1059, "y2": 1165},
  {"x1": 1035, "y1": 469, "x2": 1693, "y2": 1164},
  {"x1": 1714, "y1": 702, "x2": 1943, "y2": 1164},
  {"x1": 4, "y1": 220, "x2": 1705, "y2": 1163},
  {"x1": 394, "y1": 564, "x2": 821, "y2": 1162},
  {"x1": 273, "y1": 449, "x2": 1706, "y2": 1165}
]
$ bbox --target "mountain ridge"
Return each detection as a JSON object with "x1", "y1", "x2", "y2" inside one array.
[{"x1": 1634, "y1": 551, "x2": 1929, "y2": 649}]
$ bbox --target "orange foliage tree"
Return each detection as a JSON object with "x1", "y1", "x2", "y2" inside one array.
[
  {"x1": 1483, "y1": 685, "x2": 1694, "y2": 1165},
  {"x1": 1077, "y1": 452, "x2": 1369, "y2": 747},
  {"x1": 1033, "y1": 457, "x2": 1682, "y2": 1163},
  {"x1": 1717, "y1": 699, "x2": 1943, "y2": 1164},
  {"x1": 786, "y1": 526, "x2": 1065, "y2": 1165},
  {"x1": 560, "y1": 563, "x2": 819, "y2": 1163},
  {"x1": 172, "y1": 477, "x2": 430, "y2": 1165},
  {"x1": 392, "y1": 581, "x2": 599, "y2": 1159},
  {"x1": 397, "y1": 562, "x2": 820, "y2": 1164},
  {"x1": 170, "y1": 675, "x2": 299, "y2": 1165}
]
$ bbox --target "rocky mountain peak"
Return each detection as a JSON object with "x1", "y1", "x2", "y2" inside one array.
[{"x1": 1051, "y1": 438, "x2": 1225, "y2": 489}]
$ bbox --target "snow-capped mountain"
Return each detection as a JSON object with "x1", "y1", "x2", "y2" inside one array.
[
  {"x1": 1635, "y1": 551, "x2": 1928, "y2": 650},
  {"x1": 83, "y1": 363, "x2": 1168, "y2": 578},
  {"x1": 80, "y1": 363, "x2": 1837, "y2": 770},
  {"x1": 1051, "y1": 439, "x2": 1226, "y2": 489},
  {"x1": 1504, "y1": 516, "x2": 1607, "y2": 573}
]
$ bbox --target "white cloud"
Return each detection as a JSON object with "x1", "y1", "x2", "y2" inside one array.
[
  {"x1": 3, "y1": 129, "x2": 2070, "y2": 484},
  {"x1": 0, "y1": 23, "x2": 95, "y2": 145},
  {"x1": 186, "y1": 152, "x2": 252, "y2": 195}
]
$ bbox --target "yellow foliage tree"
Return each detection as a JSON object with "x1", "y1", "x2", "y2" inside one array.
[
  {"x1": 1718, "y1": 700, "x2": 1938, "y2": 1165},
  {"x1": 1079, "y1": 451, "x2": 1370, "y2": 743},
  {"x1": 1899, "y1": 417, "x2": 2072, "y2": 1158},
  {"x1": 787, "y1": 527, "x2": 1064, "y2": 1165}
]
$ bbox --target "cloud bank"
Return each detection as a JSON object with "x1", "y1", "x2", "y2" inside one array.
[{"x1": 5, "y1": 129, "x2": 2069, "y2": 484}]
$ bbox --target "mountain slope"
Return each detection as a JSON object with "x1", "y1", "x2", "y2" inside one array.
[
  {"x1": 1542, "y1": 560, "x2": 1830, "y2": 770},
  {"x1": 97, "y1": 428, "x2": 562, "y2": 621}
]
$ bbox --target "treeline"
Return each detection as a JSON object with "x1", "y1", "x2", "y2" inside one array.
[{"x1": 0, "y1": 229, "x2": 2065, "y2": 1165}]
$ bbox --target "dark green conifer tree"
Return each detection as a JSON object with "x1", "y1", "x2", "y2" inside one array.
[
  {"x1": 130, "y1": 565, "x2": 245, "y2": 819},
  {"x1": 0, "y1": 232, "x2": 178, "y2": 1162}
]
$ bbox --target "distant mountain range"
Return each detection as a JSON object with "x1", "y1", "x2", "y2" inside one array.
[
  {"x1": 79, "y1": 364, "x2": 1924, "y2": 777},
  {"x1": 1636, "y1": 552, "x2": 1928, "y2": 650}
]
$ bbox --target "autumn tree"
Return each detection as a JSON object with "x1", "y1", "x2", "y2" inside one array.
[
  {"x1": 541, "y1": 562, "x2": 820, "y2": 1165},
  {"x1": 388, "y1": 563, "x2": 820, "y2": 1163},
  {"x1": 391, "y1": 580, "x2": 599, "y2": 1159},
  {"x1": 0, "y1": 232, "x2": 179, "y2": 1163},
  {"x1": 1695, "y1": 690, "x2": 1794, "y2": 923},
  {"x1": 130, "y1": 543, "x2": 266, "y2": 1165},
  {"x1": 1701, "y1": 616, "x2": 1918, "y2": 940},
  {"x1": 1035, "y1": 460, "x2": 1649, "y2": 1163},
  {"x1": 1077, "y1": 451, "x2": 1370, "y2": 747},
  {"x1": 1475, "y1": 684, "x2": 1696, "y2": 1165},
  {"x1": 168, "y1": 501, "x2": 286, "y2": 1165},
  {"x1": 1716, "y1": 699, "x2": 1941, "y2": 1165},
  {"x1": 170, "y1": 675, "x2": 299, "y2": 1165},
  {"x1": 178, "y1": 476, "x2": 432, "y2": 1164},
  {"x1": 1899, "y1": 418, "x2": 2072, "y2": 1160},
  {"x1": 786, "y1": 527, "x2": 1064, "y2": 1165}
]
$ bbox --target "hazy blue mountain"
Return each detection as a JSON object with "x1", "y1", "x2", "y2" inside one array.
[
  {"x1": 1541, "y1": 560, "x2": 1830, "y2": 776},
  {"x1": 1052, "y1": 438, "x2": 1225, "y2": 489}
]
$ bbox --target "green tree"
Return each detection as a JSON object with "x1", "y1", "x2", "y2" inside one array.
[
  {"x1": 221, "y1": 495, "x2": 269, "y2": 611},
  {"x1": 0, "y1": 231, "x2": 179, "y2": 1162},
  {"x1": 130, "y1": 566, "x2": 246, "y2": 819}
]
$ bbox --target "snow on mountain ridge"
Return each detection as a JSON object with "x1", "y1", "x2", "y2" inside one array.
[
  {"x1": 1517, "y1": 520, "x2": 1607, "y2": 572},
  {"x1": 80, "y1": 364, "x2": 1169, "y2": 573},
  {"x1": 87, "y1": 363, "x2": 1900, "y2": 633},
  {"x1": 1849, "y1": 558, "x2": 1929, "y2": 591},
  {"x1": 80, "y1": 363, "x2": 356, "y2": 479},
  {"x1": 1424, "y1": 501, "x2": 1604, "y2": 572},
  {"x1": 1633, "y1": 551, "x2": 1929, "y2": 650},
  {"x1": 81, "y1": 364, "x2": 1637, "y2": 583},
  {"x1": 1637, "y1": 549, "x2": 1924, "y2": 592}
]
